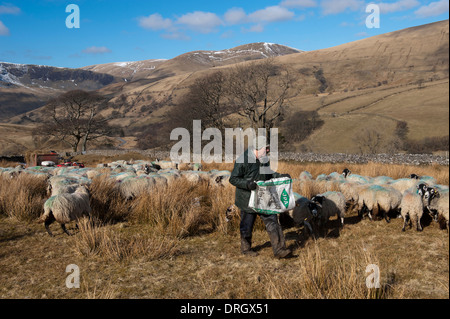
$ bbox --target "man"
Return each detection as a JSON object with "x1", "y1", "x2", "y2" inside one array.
[{"x1": 229, "y1": 136, "x2": 292, "y2": 259}]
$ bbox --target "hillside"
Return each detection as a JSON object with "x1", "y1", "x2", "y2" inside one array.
[
  {"x1": 0, "y1": 62, "x2": 121, "y2": 121},
  {"x1": 81, "y1": 42, "x2": 302, "y2": 81},
  {"x1": 1, "y1": 20, "x2": 448, "y2": 155}
]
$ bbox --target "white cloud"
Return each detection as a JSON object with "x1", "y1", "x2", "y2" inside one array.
[
  {"x1": 377, "y1": 0, "x2": 420, "y2": 14},
  {"x1": 248, "y1": 6, "x2": 295, "y2": 23},
  {"x1": 0, "y1": 4, "x2": 20, "y2": 15},
  {"x1": 224, "y1": 7, "x2": 247, "y2": 25},
  {"x1": 138, "y1": 13, "x2": 173, "y2": 30},
  {"x1": 246, "y1": 23, "x2": 265, "y2": 33},
  {"x1": 414, "y1": 0, "x2": 449, "y2": 18},
  {"x1": 0, "y1": 20, "x2": 9, "y2": 36},
  {"x1": 162, "y1": 32, "x2": 191, "y2": 41},
  {"x1": 321, "y1": 0, "x2": 363, "y2": 15},
  {"x1": 356, "y1": 31, "x2": 369, "y2": 37},
  {"x1": 176, "y1": 11, "x2": 223, "y2": 33},
  {"x1": 82, "y1": 46, "x2": 112, "y2": 54},
  {"x1": 280, "y1": 0, "x2": 318, "y2": 8}
]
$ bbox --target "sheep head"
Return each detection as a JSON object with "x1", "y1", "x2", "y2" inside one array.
[
  {"x1": 342, "y1": 168, "x2": 351, "y2": 178},
  {"x1": 225, "y1": 205, "x2": 238, "y2": 222}
]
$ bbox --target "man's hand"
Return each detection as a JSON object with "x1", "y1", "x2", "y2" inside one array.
[{"x1": 247, "y1": 180, "x2": 257, "y2": 190}]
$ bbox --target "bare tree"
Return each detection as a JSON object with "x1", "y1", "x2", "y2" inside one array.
[
  {"x1": 227, "y1": 58, "x2": 294, "y2": 138},
  {"x1": 354, "y1": 128, "x2": 384, "y2": 154},
  {"x1": 39, "y1": 90, "x2": 117, "y2": 152},
  {"x1": 395, "y1": 120, "x2": 409, "y2": 141},
  {"x1": 175, "y1": 71, "x2": 229, "y2": 131}
]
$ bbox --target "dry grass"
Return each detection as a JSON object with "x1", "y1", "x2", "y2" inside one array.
[
  {"x1": 0, "y1": 160, "x2": 448, "y2": 299},
  {"x1": 88, "y1": 174, "x2": 131, "y2": 224},
  {"x1": 0, "y1": 160, "x2": 20, "y2": 168},
  {"x1": 0, "y1": 174, "x2": 48, "y2": 222},
  {"x1": 130, "y1": 178, "x2": 215, "y2": 237},
  {"x1": 73, "y1": 218, "x2": 180, "y2": 262}
]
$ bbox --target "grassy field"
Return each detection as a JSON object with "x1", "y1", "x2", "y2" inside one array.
[{"x1": 0, "y1": 160, "x2": 448, "y2": 299}]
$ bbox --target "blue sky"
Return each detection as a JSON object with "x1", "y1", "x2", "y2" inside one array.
[{"x1": 0, "y1": 0, "x2": 448, "y2": 68}]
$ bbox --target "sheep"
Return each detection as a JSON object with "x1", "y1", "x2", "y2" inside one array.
[
  {"x1": 299, "y1": 171, "x2": 313, "y2": 181},
  {"x1": 311, "y1": 191, "x2": 346, "y2": 229},
  {"x1": 289, "y1": 195, "x2": 321, "y2": 237},
  {"x1": 327, "y1": 172, "x2": 345, "y2": 182},
  {"x1": 225, "y1": 204, "x2": 238, "y2": 222},
  {"x1": 372, "y1": 186, "x2": 402, "y2": 222},
  {"x1": 180, "y1": 171, "x2": 202, "y2": 183},
  {"x1": 388, "y1": 178, "x2": 432, "y2": 194},
  {"x1": 118, "y1": 176, "x2": 156, "y2": 200},
  {"x1": 425, "y1": 188, "x2": 449, "y2": 231},
  {"x1": 40, "y1": 186, "x2": 91, "y2": 236},
  {"x1": 209, "y1": 170, "x2": 231, "y2": 187},
  {"x1": 354, "y1": 184, "x2": 401, "y2": 222},
  {"x1": 400, "y1": 186, "x2": 429, "y2": 232},
  {"x1": 409, "y1": 174, "x2": 437, "y2": 185},
  {"x1": 338, "y1": 181, "x2": 361, "y2": 203},
  {"x1": 345, "y1": 174, "x2": 369, "y2": 184},
  {"x1": 47, "y1": 176, "x2": 82, "y2": 196},
  {"x1": 342, "y1": 168, "x2": 351, "y2": 178},
  {"x1": 158, "y1": 170, "x2": 181, "y2": 185},
  {"x1": 178, "y1": 162, "x2": 202, "y2": 171},
  {"x1": 151, "y1": 160, "x2": 178, "y2": 170},
  {"x1": 371, "y1": 176, "x2": 394, "y2": 185}
]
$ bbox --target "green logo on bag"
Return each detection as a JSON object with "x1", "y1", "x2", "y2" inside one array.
[{"x1": 280, "y1": 189, "x2": 289, "y2": 209}]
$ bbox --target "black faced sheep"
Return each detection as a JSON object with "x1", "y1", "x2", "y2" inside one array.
[
  {"x1": 425, "y1": 188, "x2": 449, "y2": 231},
  {"x1": 311, "y1": 191, "x2": 346, "y2": 228}
]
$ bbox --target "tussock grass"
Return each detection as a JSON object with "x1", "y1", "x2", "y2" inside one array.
[
  {"x1": 131, "y1": 178, "x2": 215, "y2": 237},
  {"x1": 0, "y1": 174, "x2": 48, "y2": 222},
  {"x1": 89, "y1": 174, "x2": 130, "y2": 224},
  {"x1": 73, "y1": 218, "x2": 180, "y2": 262},
  {"x1": 263, "y1": 242, "x2": 402, "y2": 299}
]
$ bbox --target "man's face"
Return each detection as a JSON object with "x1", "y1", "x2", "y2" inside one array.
[{"x1": 255, "y1": 146, "x2": 269, "y2": 159}]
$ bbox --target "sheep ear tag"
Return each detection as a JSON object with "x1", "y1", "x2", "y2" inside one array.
[{"x1": 280, "y1": 189, "x2": 290, "y2": 209}]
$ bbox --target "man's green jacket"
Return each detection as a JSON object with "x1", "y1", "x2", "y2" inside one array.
[{"x1": 229, "y1": 148, "x2": 282, "y2": 212}]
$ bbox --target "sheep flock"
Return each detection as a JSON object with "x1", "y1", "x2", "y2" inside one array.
[
  {"x1": 1, "y1": 159, "x2": 231, "y2": 236},
  {"x1": 290, "y1": 168, "x2": 449, "y2": 237},
  {"x1": 1, "y1": 159, "x2": 449, "y2": 237}
]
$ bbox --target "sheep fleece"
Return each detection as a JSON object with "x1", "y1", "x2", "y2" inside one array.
[{"x1": 43, "y1": 191, "x2": 91, "y2": 224}]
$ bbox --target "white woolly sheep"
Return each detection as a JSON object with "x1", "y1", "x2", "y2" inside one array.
[
  {"x1": 209, "y1": 170, "x2": 231, "y2": 187},
  {"x1": 152, "y1": 160, "x2": 178, "y2": 170},
  {"x1": 371, "y1": 176, "x2": 394, "y2": 185},
  {"x1": 299, "y1": 171, "x2": 313, "y2": 181},
  {"x1": 338, "y1": 181, "x2": 363, "y2": 204},
  {"x1": 342, "y1": 169, "x2": 369, "y2": 184},
  {"x1": 361, "y1": 185, "x2": 402, "y2": 222},
  {"x1": 400, "y1": 187, "x2": 428, "y2": 232},
  {"x1": 388, "y1": 178, "x2": 424, "y2": 194},
  {"x1": 425, "y1": 188, "x2": 449, "y2": 231},
  {"x1": 118, "y1": 176, "x2": 156, "y2": 200},
  {"x1": 180, "y1": 171, "x2": 202, "y2": 183},
  {"x1": 178, "y1": 162, "x2": 202, "y2": 171},
  {"x1": 40, "y1": 186, "x2": 91, "y2": 236}
]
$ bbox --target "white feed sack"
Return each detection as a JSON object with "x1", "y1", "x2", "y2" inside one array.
[{"x1": 249, "y1": 177, "x2": 296, "y2": 214}]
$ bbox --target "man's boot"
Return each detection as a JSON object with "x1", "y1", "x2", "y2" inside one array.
[
  {"x1": 240, "y1": 237, "x2": 258, "y2": 257},
  {"x1": 267, "y1": 224, "x2": 291, "y2": 259}
]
